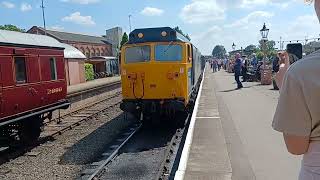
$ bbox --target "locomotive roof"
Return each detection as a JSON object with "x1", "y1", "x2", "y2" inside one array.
[
  {"x1": 0, "y1": 30, "x2": 64, "y2": 50},
  {"x1": 127, "y1": 27, "x2": 190, "y2": 44}
]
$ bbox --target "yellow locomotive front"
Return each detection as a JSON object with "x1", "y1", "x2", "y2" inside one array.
[{"x1": 120, "y1": 27, "x2": 198, "y2": 120}]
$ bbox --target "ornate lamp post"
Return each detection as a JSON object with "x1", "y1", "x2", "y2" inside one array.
[
  {"x1": 232, "y1": 42, "x2": 236, "y2": 51},
  {"x1": 260, "y1": 23, "x2": 269, "y2": 67},
  {"x1": 259, "y1": 23, "x2": 272, "y2": 85}
]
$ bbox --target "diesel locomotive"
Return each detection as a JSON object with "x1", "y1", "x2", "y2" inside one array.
[
  {"x1": 0, "y1": 30, "x2": 69, "y2": 145},
  {"x1": 120, "y1": 27, "x2": 205, "y2": 120}
]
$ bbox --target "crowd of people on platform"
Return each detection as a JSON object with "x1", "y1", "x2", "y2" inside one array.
[
  {"x1": 209, "y1": 50, "x2": 297, "y2": 90},
  {"x1": 208, "y1": 1, "x2": 320, "y2": 179}
]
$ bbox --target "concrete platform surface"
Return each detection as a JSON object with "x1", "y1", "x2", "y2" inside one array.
[
  {"x1": 67, "y1": 76, "x2": 120, "y2": 95},
  {"x1": 184, "y1": 67, "x2": 232, "y2": 180},
  {"x1": 213, "y1": 70, "x2": 301, "y2": 180}
]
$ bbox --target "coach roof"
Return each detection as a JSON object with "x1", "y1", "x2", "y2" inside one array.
[{"x1": 0, "y1": 29, "x2": 64, "y2": 49}]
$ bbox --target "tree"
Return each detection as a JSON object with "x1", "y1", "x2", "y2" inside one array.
[
  {"x1": 244, "y1": 45, "x2": 258, "y2": 55},
  {"x1": 174, "y1": 26, "x2": 191, "y2": 41},
  {"x1": 0, "y1": 24, "x2": 25, "y2": 32},
  {"x1": 212, "y1": 45, "x2": 226, "y2": 59},
  {"x1": 258, "y1": 40, "x2": 276, "y2": 59},
  {"x1": 120, "y1": 32, "x2": 129, "y2": 48}
]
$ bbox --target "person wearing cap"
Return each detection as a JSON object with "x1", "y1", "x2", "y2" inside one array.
[
  {"x1": 272, "y1": 0, "x2": 320, "y2": 179},
  {"x1": 234, "y1": 53, "x2": 243, "y2": 89}
]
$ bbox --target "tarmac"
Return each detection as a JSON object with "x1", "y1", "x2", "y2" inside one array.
[{"x1": 176, "y1": 66, "x2": 302, "y2": 180}]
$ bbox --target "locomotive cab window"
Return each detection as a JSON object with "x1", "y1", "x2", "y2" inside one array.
[
  {"x1": 125, "y1": 45, "x2": 150, "y2": 63},
  {"x1": 14, "y1": 57, "x2": 27, "y2": 84},
  {"x1": 155, "y1": 44, "x2": 182, "y2": 62},
  {"x1": 50, "y1": 58, "x2": 57, "y2": 80}
]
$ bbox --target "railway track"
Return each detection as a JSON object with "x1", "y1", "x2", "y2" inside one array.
[
  {"x1": 0, "y1": 90, "x2": 122, "y2": 165},
  {"x1": 79, "y1": 112, "x2": 190, "y2": 180},
  {"x1": 42, "y1": 91, "x2": 122, "y2": 139}
]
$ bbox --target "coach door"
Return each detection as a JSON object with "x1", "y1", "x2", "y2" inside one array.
[{"x1": 0, "y1": 62, "x2": 3, "y2": 116}]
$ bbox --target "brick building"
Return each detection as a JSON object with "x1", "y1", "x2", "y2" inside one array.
[{"x1": 27, "y1": 26, "x2": 112, "y2": 58}]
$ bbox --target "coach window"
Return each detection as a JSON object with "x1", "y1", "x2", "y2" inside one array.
[
  {"x1": 125, "y1": 45, "x2": 151, "y2": 63},
  {"x1": 14, "y1": 57, "x2": 27, "y2": 84},
  {"x1": 49, "y1": 58, "x2": 57, "y2": 80},
  {"x1": 155, "y1": 44, "x2": 182, "y2": 62}
]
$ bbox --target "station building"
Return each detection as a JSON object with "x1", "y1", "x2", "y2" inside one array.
[{"x1": 27, "y1": 26, "x2": 119, "y2": 82}]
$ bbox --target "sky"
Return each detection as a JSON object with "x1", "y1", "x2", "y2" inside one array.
[{"x1": 1, "y1": 0, "x2": 320, "y2": 55}]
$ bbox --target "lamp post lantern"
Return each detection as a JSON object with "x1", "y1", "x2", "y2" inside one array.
[
  {"x1": 232, "y1": 42, "x2": 236, "y2": 51},
  {"x1": 260, "y1": 23, "x2": 269, "y2": 41}
]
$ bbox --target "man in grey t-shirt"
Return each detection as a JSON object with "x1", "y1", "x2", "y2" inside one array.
[{"x1": 272, "y1": 0, "x2": 320, "y2": 179}]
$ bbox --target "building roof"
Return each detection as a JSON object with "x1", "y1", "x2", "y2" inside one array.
[
  {"x1": 29, "y1": 26, "x2": 111, "y2": 45},
  {"x1": 0, "y1": 29, "x2": 64, "y2": 49},
  {"x1": 60, "y1": 43, "x2": 86, "y2": 59}
]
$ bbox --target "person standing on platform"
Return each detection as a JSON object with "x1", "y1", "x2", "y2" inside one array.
[
  {"x1": 234, "y1": 53, "x2": 243, "y2": 89},
  {"x1": 241, "y1": 56, "x2": 248, "y2": 82},
  {"x1": 272, "y1": 1, "x2": 320, "y2": 180},
  {"x1": 212, "y1": 59, "x2": 218, "y2": 73},
  {"x1": 251, "y1": 53, "x2": 258, "y2": 70}
]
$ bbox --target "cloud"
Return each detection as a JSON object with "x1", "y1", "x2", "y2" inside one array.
[
  {"x1": 1, "y1": 1, "x2": 15, "y2": 8},
  {"x1": 226, "y1": 11, "x2": 274, "y2": 28},
  {"x1": 284, "y1": 15, "x2": 320, "y2": 39},
  {"x1": 60, "y1": 0, "x2": 99, "y2": 4},
  {"x1": 62, "y1": 12, "x2": 96, "y2": 26},
  {"x1": 20, "y1": 3, "x2": 32, "y2": 12},
  {"x1": 240, "y1": 0, "x2": 292, "y2": 9},
  {"x1": 50, "y1": 25, "x2": 65, "y2": 31},
  {"x1": 140, "y1": 7, "x2": 164, "y2": 16},
  {"x1": 180, "y1": 0, "x2": 225, "y2": 24}
]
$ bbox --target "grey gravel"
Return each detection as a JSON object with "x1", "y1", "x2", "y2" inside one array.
[{"x1": 0, "y1": 90, "x2": 136, "y2": 180}]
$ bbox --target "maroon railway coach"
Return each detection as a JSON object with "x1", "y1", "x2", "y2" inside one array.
[{"x1": 0, "y1": 30, "x2": 70, "y2": 145}]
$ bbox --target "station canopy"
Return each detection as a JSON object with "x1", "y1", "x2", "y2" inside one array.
[{"x1": 0, "y1": 29, "x2": 64, "y2": 49}]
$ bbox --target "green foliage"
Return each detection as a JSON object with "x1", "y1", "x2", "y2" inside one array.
[
  {"x1": 174, "y1": 26, "x2": 191, "y2": 41},
  {"x1": 120, "y1": 32, "x2": 129, "y2": 48},
  {"x1": 0, "y1": 24, "x2": 25, "y2": 32},
  {"x1": 212, "y1": 45, "x2": 226, "y2": 59},
  {"x1": 257, "y1": 40, "x2": 277, "y2": 59},
  {"x1": 256, "y1": 51, "x2": 264, "y2": 61},
  {"x1": 84, "y1": 63, "x2": 94, "y2": 81},
  {"x1": 244, "y1": 45, "x2": 258, "y2": 55}
]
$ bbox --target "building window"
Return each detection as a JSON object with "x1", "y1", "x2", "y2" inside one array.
[
  {"x1": 14, "y1": 57, "x2": 27, "y2": 84},
  {"x1": 50, "y1": 58, "x2": 57, "y2": 80},
  {"x1": 86, "y1": 52, "x2": 90, "y2": 58}
]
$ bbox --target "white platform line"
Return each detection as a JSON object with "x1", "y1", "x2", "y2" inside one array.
[
  {"x1": 174, "y1": 67, "x2": 206, "y2": 180},
  {"x1": 196, "y1": 116, "x2": 220, "y2": 119}
]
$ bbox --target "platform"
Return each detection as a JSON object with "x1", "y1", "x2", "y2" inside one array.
[
  {"x1": 67, "y1": 76, "x2": 121, "y2": 95},
  {"x1": 175, "y1": 66, "x2": 232, "y2": 180}
]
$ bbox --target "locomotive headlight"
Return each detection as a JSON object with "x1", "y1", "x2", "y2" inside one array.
[
  {"x1": 161, "y1": 31, "x2": 167, "y2": 37},
  {"x1": 138, "y1": 33, "x2": 144, "y2": 38}
]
